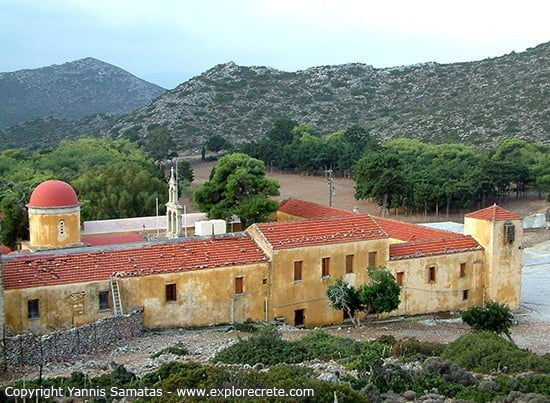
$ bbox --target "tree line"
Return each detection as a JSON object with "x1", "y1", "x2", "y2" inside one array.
[
  {"x1": 239, "y1": 117, "x2": 549, "y2": 216},
  {"x1": 0, "y1": 138, "x2": 167, "y2": 248}
]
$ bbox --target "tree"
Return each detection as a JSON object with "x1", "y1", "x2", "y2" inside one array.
[
  {"x1": 461, "y1": 301, "x2": 514, "y2": 341},
  {"x1": 327, "y1": 268, "x2": 400, "y2": 326},
  {"x1": 176, "y1": 160, "x2": 194, "y2": 185},
  {"x1": 354, "y1": 151, "x2": 405, "y2": 216},
  {"x1": 193, "y1": 153, "x2": 280, "y2": 228},
  {"x1": 0, "y1": 138, "x2": 169, "y2": 245},
  {"x1": 143, "y1": 127, "x2": 177, "y2": 162},
  {"x1": 205, "y1": 134, "x2": 231, "y2": 153},
  {"x1": 359, "y1": 268, "x2": 401, "y2": 315},
  {"x1": 72, "y1": 161, "x2": 166, "y2": 220},
  {"x1": 326, "y1": 279, "x2": 363, "y2": 327},
  {"x1": 266, "y1": 117, "x2": 298, "y2": 144},
  {"x1": 492, "y1": 138, "x2": 535, "y2": 199}
]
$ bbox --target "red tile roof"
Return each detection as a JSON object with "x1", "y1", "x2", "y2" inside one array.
[
  {"x1": 2, "y1": 234, "x2": 268, "y2": 290},
  {"x1": 372, "y1": 216, "x2": 463, "y2": 242},
  {"x1": 82, "y1": 233, "x2": 147, "y2": 246},
  {"x1": 0, "y1": 243, "x2": 12, "y2": 254},
  {"x1": 279, "y1": 198, "x2": 355, "y2": 219},
  {"x1": 28, "y1": 180, "x2": 79, "y2": 208},
  {"x1": 390, "y1": 236, "x2": 482, "y2": 260},
  {"x1": 255, "y1": 215, "x2": 387, "y2": 249},
  {"x1": 465, "y1": 204, "x2": 522, "y2": 221}
]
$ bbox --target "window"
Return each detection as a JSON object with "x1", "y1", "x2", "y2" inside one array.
[
  {"x1": 166, "y1": 283, "x2": 177, "y2": 302},
  {"x1": 294, "y1": 309, "x2": 305, "y2": 326},
  {"x1": 345, "y1": 255, "x2": 354, "y2": 273},
  {"x1": 428, "y1": 266, "x2": 436, "y2": 282},
  {"x1": 28, "y1": 299, "x2": 39, "y2": 319},
  {"x1": 98, "y1": 291, "x2": 110, "y2": 310},
  {"x1": 321, "y1": 257, "x2": 330, "y2": 277},
  {"x1": 396, "y1": 272, "x2": 404, "y2": 287},
  {"x1": 58, "y1": 220, "x2": 66, "y2": 238},
  {"x1": 460, "y1": 263, "x2": 466, "y2": 278},
  {"x1": 262, "y1": 278, "x2": 267, "y2": 285},
  {"x1": 294, "y1": 261, "x2": 302, "y2": 281},
  {"x1": 368, "y1": 251, "x2": 377, "y2": 269},
  {"x1": 235, "y1": 277, "x2": 244, "y2": 294},
  {"x1": 504, "y1": 222, "x2": 515, "y2": 244},
  {"x1": 463, "y1": 289, "x2": 469, "y2": 300}
]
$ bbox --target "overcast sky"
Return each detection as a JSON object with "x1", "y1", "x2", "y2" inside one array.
[{"x1": 1, "y1": 0, "x2": 549, "y2": 89}]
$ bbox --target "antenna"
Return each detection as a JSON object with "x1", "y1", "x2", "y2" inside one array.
[
  {"x1": 155, "y1": 197, "x2": 159, "y2": 237},
  {"x1": 175, "y1": 159, "x2": 179, "y2": 199},
  {"x1": 325, "y1": 168, "x2": 334, "y2": 206}
]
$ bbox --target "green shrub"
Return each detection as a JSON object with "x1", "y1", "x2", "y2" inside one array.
[
  {"x1": 214, "y1": 328, "x2": 364, "y2": 365},
  {"x1": 442, "y1": 332, "x2": 550, "y2": 374},
  {"x1": 214, "y1": 326, "x2": 302, "y2": 365},
  {"x1": 232, "y1": 321, "x2": 259, "y2": 333},
  {"x1": 461, "y1": 301, "x2": 514, "y2": 337},
  {"x1": 392, "y1": 338, "x2": 445, "y2": 358},
  {"x1": 374, "y1": 335, "x2": 397, "y2": 346},
  {"x1": 295, "y1": 330, "x2": 362, "y2": 361},
  {"x1": 150, "y1": 345, "x2": 189, "y2": 359},
  {"x1": 346, "y1": 342, "x2": 389, "y2": 371}
]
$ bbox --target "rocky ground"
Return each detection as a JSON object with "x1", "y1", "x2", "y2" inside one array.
[{"x1": 1, "y1": 315, "x2": 548, "y2": 384}]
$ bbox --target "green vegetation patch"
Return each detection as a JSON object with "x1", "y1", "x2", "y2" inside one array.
[{"x1": 442, "y1": 332, "x2": 550, "y2": 374}]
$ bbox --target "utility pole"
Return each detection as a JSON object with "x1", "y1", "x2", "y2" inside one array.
[{"x1": 325, "y1": 169, "x2": 335, "y2": 206}]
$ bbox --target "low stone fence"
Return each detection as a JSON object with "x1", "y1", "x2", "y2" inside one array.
[{"x1": 1, "y1": 308, "x2": 143, "y2": 367}]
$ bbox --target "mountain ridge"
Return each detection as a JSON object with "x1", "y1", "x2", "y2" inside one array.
[
  {"x1": 106, "y1": 41, "x2": 549, "y2": 149},
  {"x1": 0, "y1": 57, "x2": 166, "y2": 129}
]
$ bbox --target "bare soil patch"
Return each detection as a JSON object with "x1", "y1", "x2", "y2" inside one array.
[{"x1": 185, "y1": 160, "x2": 550, "y2": 222}]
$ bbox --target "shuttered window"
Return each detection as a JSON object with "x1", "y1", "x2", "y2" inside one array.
[
  {"x1": 166, "y1": 283, "x2": 177, "y2": 302},
  {"x1": 235, "y1": 277, "x2": 244, "y2": 294},
  {"x1": 294, "y1": 261, "x2": 302, "y2": 281},
  {"x1": 345, "y1": 255, "x2": 354, "y2": 273},
  {"x1": 321, "y1": 257, "x2": 330, "y2": 277}
]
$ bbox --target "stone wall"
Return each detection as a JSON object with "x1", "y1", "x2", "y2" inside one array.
[{"x1": 1, "y1": 308, "x2": 143, "y2": 367}]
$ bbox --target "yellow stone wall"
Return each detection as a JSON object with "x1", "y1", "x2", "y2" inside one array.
[
  {"x1": 119, "y1": 262, "x2": 269, "y2": 328},
  {"x1": 4, "y1": 262, "x2": 270, "y2": 334},
  {"x1": 29, "y1": 210, "x2": 80, "y2": 249},
  {"x1": 4, "y1": 280, "x2": 113, "y2": 334},
  {"x1": 267, "y1": 239, "x2": 389, "y2": 326},
  {"x1": 387, "y1": 250, "x2": 485, "y2": 315},
  {"x1": 464, "y1": 217, "x2": 523, "y2": 309}
]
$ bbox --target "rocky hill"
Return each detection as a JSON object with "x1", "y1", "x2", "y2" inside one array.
[
  {"x1": 0, "y1": 114, "x2": 116, "y2": 151},
  {"x1": 107, "y1": 42, "x2": 549, "y2": 148},
  {"x1": 0, "y1": 58, "x2": 165, "y2": 129}
]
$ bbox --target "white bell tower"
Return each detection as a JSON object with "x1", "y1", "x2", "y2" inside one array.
[{"x1": 166, "y1": 167, "x2": 184, "y2": 238}]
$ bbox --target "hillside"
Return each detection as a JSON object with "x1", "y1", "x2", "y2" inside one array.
[
  {"x1": 0, "y1": 57, "x2": 165, "y2": 129},
  {"x1": 0, "y1": 114, "x2": 116, "y2": 151},
  {"x1": 107, "y1": 42, "x2": 549, "y2": 148}
]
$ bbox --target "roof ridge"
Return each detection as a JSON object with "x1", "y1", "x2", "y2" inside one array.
[
  {"x1": 366, "y1": 214, "x2": 389, "y2": 238},
  {"x1": 372, "y1": 215, "x2": 462, "y2": 237},
  {"x1": 2, "y1": 232, "x2": 252, "y2": 260},
  {"x1": 394, "y1": 235, "x2": 477, "y2": 246}
]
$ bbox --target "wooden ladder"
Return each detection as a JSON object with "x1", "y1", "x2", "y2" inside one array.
[{"x1": 110, "y1": 277, "x2": 124, "y2": 316}]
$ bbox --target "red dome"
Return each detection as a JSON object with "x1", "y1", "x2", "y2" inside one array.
[{"x1": 28, "y1": 180, "x2": 79, "y2": 208}]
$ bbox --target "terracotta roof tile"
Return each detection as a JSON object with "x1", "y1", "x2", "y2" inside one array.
[
  {"x1": 82, "y1": 233, "x2": 147, "y2": 246},
  {"x1": 279, "y1": 198, "x2": 355, "y2": 219},
  {"x1": 255, "y1": 215, "x2": 387, "y2": 249},
  {"x1": 0, "y1": 243, "x2": 12, "y2": 254},
  {"x1": 465, "y1": 204, "x2": 522, "y2": 221},
  {"x1": 2, "y1": 234, "x2": 268, "y2": 290},
  {"x1": 372, "y1": 216, "x2": 464, "y2": 242},
  {"x1": 390, "y1": 236, "x2": 482, "y2": 260}
]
